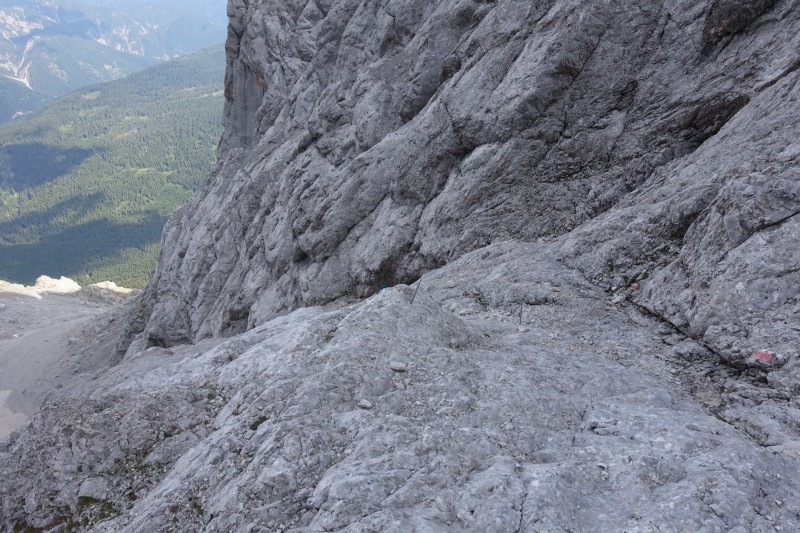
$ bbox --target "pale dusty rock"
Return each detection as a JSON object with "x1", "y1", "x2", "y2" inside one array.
[
  {"x1": 0, "y1": 278, "x2": 135, "y2": 440},
  {"x1": 2, "y1": 253, "x2": 800, "y2": 531},
  {"x1": 0, "y1": 391, "x2": 26, "y2": 440},
  {"x1": 33, "y1": 275, "x2": 81, "y2": 294},
  {"x1": 2, "y1": 0, "x2": 800, "y2": 531},
  {"x1": 357, "y1": 399, "x2": 373, "y2": 410},
  {"x1": 389, "y1": 361, "x2": 407, "y2": 372},
  {"x1": 0, "y1": 277, "x2": 134, "y2": 301}
]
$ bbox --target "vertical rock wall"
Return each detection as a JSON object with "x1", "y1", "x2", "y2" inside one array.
[{"x1": 131, "y1": 0, "x2": 798, "y2": 356}]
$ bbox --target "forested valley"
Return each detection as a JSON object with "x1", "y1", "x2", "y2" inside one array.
[{"x1": 0, "y1": 45, "x2": 224, "y2": 288}]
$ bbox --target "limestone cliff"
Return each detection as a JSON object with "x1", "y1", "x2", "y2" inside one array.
[
  {"x1": 132, "y1": 0, "x2": 798, "y2": 370},
  {"x1": 2, "y1": 0, "x2": 800, "y2": 531}
]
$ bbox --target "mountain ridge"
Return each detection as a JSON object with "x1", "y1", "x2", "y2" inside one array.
[{"x1": 0, "y1": 0, "x2": 227, "y2": 120}]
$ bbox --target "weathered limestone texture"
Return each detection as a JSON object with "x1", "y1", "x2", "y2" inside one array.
[
  {"x1": 4, "y1": 247, "x2": 800, "y2": 531},
  {"x1": 132, "y1": 0, "x2": 797, "y2": 358},
  {"x1": 2, "y1": 0, "x2": 800, "y2": 531}
]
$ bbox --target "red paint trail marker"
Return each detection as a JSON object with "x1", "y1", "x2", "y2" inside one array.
[{"x1": 753, "y1": 350, "x2": 774, "y2": 363}]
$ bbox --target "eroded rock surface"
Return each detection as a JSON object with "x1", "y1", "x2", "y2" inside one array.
[
  {"x1": 4, "y1": 246, "x2": 800, "y2": 531},
  {"x1": 131, "y1": 0, "x2": 799, "y2": 366},
  {"x1": 2, "y1": 0, "x2": 800, "y2": 530}
]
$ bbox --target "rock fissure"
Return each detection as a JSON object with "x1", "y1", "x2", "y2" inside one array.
[{"x1": 757, "y1": 55, "x2": 800, "y2": 91}]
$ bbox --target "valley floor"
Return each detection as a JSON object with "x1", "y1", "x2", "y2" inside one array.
[{"x1": 0, "y1": 279, "x2": 132, "y2": 439}]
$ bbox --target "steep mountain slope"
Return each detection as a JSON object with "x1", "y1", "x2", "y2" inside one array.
[
  {"x1": 0, "y1": 0, "x2": 227, "y2": 119},
  {"x1": 0, "y1": 75, "x2": 48, "y2": 121},
  {"x1": 1, "y1": 0, "x2": 800, "y2": 531},
  {"x1": 0, "y1": 45, "x2": 224, "y2": 287},
  {"x1": 5, "y1": 247, "x2": 800, "y2": 531},
  {"x1": 134, "y1": 0, "x2": 799, "y2": 364}
]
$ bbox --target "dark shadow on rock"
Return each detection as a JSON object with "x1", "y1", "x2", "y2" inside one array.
[{"x1": 703, "y1": 0, "x2": 777, "y2": 45}]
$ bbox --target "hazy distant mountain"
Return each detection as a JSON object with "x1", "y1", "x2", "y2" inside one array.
[
  {"x1": 0, "y1": 45, "x2": 224, "y2": 287},
  {"x1": 0, "y1": 0, "x2": 226, "y2": 120}
]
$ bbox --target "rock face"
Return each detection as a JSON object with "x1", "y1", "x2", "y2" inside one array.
[
  {"x1": 5, "y1": 248, "x2": 800, "y2": 531},
  {"x1": 134, "y1": 0, "x2": 798, "y2": 357},
  {"x1": 2, "y1": 0, "x2": 800, "y2": 531}
]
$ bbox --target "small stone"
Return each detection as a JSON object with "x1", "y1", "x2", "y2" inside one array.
[
  {"x1": 358, "y1": 399, "x2": 373, "y2": 410},
  {"x1": 710, "y1": 504, "x2": 725, "y2": 518},
  {"x1": 517, "y1": 326, "x2": 529, "y2": 333},
  {"x1": 503, "y1": 422, "x2": 514, "y2": 431},
  {"x1": 775, "y1": 500, "x2": 783, "y2": 507},
  {"x1": 390, "y1": 361, "x2": 407, "y2": 372},
  {"x1": 78, "y1": 477, "x2": 109, "y2": 500}
]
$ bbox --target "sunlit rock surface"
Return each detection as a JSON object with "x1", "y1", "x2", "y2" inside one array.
[{"x1": 2, "y1": 0, "x2": 800, "y2": 531}]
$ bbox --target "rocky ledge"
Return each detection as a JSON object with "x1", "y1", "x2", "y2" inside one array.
[
  {"x1": 2, "y1": 0, "x2": 799, "y2": 531},
  {"x1": 3, "y1": 244, "x2": 800, "y2": 531}
]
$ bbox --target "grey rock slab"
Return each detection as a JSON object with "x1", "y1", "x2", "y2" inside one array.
[
  {"x1": 129, "y1": 0, "x2": 800, "y2": 355},
  {"x1": 78, "y1": 477, "x2": 110, "y2": 501},
  {"x1": 556, "y1": 62, "x2": 800, "y2": 385},
  {"x1": 4, "y1": 0, "x2": 800, "y2": 530},
  {"x1": 3, "y1": 248, "x2": 800, "y2": 531}
]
